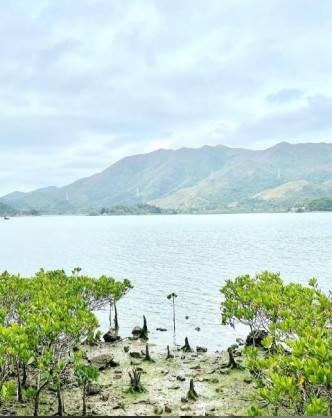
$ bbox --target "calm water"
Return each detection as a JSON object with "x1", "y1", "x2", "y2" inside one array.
[{"x1": 1, "y1": 213, "x2": 331, "y2": 351}]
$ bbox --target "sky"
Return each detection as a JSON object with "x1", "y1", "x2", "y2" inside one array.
[{"x1": 1, "y1": 0, "x2": 332, "y2": 196}]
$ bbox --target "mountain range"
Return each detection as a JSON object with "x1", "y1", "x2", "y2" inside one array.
[{"x1": 1, "y1": 142, "x2": 332, "y2": 214}]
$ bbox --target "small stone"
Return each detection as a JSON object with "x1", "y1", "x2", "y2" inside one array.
[
  {"x1": 176, "y1": 375, "x2": 185, "y2": 381},
  {"x1": 181, "y1": 396, "x2": 188, "y2": 403},
  {"x1": 87, "y1": 383, "x2": 100, "y2": 396},
  {"x1": 89, "y1": 353, "x2": 117, "y2": 370},
  {"x1": 103, "y1": 329, "x2": 120, "y2": 343},
  {"x1": 114, "y1": 374, "x2": 122, "y2": 379},
  {"x1": 170, "y1": 385, "x2": 180, "y2": 390},
  {"x1": 243, "y1": 378, "x2": 253, "y2": 384},
  {"x1": 114, "y1": 369, "x2": 122, "y2": 374},
  {"x1": 164, "y1": 404, "x2": 172, "y2": 413},
  {"x1": 154, "y1": 405, "x2": 164, "y2": 414},
  {"x1": 132, "y1": 326, "x2": 142, "y2": 336},
  {"x1": 209, "y1": 406, "x2": 216, "y2": 412},
  {"x1": 195, "y1": 327, "x2": 201, "y2": 331},
  {"x1": 185, "y1": 316, "x2": 189, "y2": 319},
  {"x1": 100, "y1": 393, "x2": 110, "y2": 401},
  {"x1": 129, "y1": 351, "x2": 142, "y2": 358},
  {"x1": 196, "y1": 346, "x2": 207, "y2": 353},
  {"x1": 156, "y1": 327, "x2": 167, "y2": 331},
  {"x1": 245, "y1": 330, "x2": 269, "y2": 347},
  {"x1": 211, "y1": 378, "x2": 219, "y2": 384},
  {"x1": 220, "y1": 369, "x2": 230, "y2": 375},
  {"x1": 181, "y1": 405, "x2": 191, "y2": 411}
]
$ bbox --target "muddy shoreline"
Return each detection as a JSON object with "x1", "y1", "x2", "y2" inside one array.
[{"x1": 14, "y1": 337, "x2": 254, "y2": 416}]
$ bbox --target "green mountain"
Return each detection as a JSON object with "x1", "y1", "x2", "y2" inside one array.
[
  {"x1": 1, "y1": 142, "x2": 332, "y2": 213},
  {"x1": 150, "y1": 142, "x2": 332, "y2": 211}
]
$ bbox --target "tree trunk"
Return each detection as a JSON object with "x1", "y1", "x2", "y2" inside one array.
[
  {"x1": 109, "y1": 303, "x2": 112, "y2": 328},
  {"x1": 57, "y1": 383, "x2": 63, "y2": 416},
  {"x1": 82, "y1": 382, "x2": 86, "y2": 416},
  {"x1": 172, "y1": 300, "x2": 176, "y2": 332},
  {"x1": 16, "y1": 362, "x2": 23, "y2": 402},
  {"x1": 22, "y1": 363, "x2": 27, "y2": 388},
  {"x1": 33, "y1": 390, "x2": 40, "y2": 417},
  {"x1": 114, "y1": 300, "x2": 119, "y2": 331}
]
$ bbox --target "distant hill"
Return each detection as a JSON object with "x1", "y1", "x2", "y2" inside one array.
[{"x1": 1, "y1": 142, "x2": 332, "y2": 213}]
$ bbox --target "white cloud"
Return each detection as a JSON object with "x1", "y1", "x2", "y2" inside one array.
[{"x1": 0, "y1": 0, "x2": 332, "y2": 195}]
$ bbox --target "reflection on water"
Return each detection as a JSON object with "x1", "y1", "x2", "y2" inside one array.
[{"x1": 1, "y1": 213, "x2": 331, "y2": 350}]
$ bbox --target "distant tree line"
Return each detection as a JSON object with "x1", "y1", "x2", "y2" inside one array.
[
  {"x1": 307, "y1": 197, "x2": 332, "y2": 211},
  {"x1": 99, "y1": 204, "x2": 178, "y2": 216}
]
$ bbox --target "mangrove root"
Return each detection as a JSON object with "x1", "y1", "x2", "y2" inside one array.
[
  {"x1": 181, "y1": 337, "x2": 193, "y2": 353},
  {"x1": 139, "y1": 316, "x2": 149, "y2": 339},
  {"x1": 166, "y1": 345, "x2": 174, "y2": 360},
  {"x1": 143, "y1": 343, "x2": 155, "y2": 362},
  {"x1": 128, "y1": 367, "x2": 147, "y2": 393},
  {"x1": 187, "y1": 378, "x2": 198, "y2": 400},
  {"x1": 220, "y1": 348, "x2": 244, "y2": 370}
]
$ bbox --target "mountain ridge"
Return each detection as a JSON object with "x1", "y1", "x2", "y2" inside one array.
[{"x1": 1, "y1": 142, "x2": 332, "y2": 213}]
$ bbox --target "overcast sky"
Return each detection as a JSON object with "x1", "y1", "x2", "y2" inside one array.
[{"x1": 1, "y1": 0, "x2": 332, "y2": 196}]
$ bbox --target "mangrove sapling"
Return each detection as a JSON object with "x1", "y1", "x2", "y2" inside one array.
[
  {"x1": 0, "y1": 381, "x2": 17, "y2": 406},
  {"x1": 167, "y1": 292, "x2": 177, "y2": 332},
  {"x1": 127, "y1": 367, "x2": 147, "y2": 393},
  {"x1": 74, "y1": 361, "x2": 99, "y2": 416},
  {"x1": 187, "y1": 379, "x2": 198, "y2": 401},
  {"x1": 181, "y1": 337, "x2": 193, "y2": 352}
]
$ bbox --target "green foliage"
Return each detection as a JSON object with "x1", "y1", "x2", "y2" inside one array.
[
  {"x1": 101, "y1": 204, "x2": 164, "y2": 215},
  {"x1": 221, "y1": 272, "x2": 332, "y2": 416},
  {"x1": 0, "y1": 202, "x2": 17, "y2": 216},
  {"x1": 74, "y1": 358, "x2": 99, "y2": 387},
  {"x1": 0, "y1": 381, "x2": 16, "y2": 404},
  {"x1": 308, "y1": 197, "x2": 332, "y2": 211},
  {"x1": 0, "y1": 268, "x2": 132, "y2": 414}
]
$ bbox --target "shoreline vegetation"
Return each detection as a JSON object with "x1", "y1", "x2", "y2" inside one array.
[
  {"x1": 2, "y1": 197, "x2": 332, "y2": 218},
  {"x1": 0, "y1": 270, "x2": 330, "y2": 416}
]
